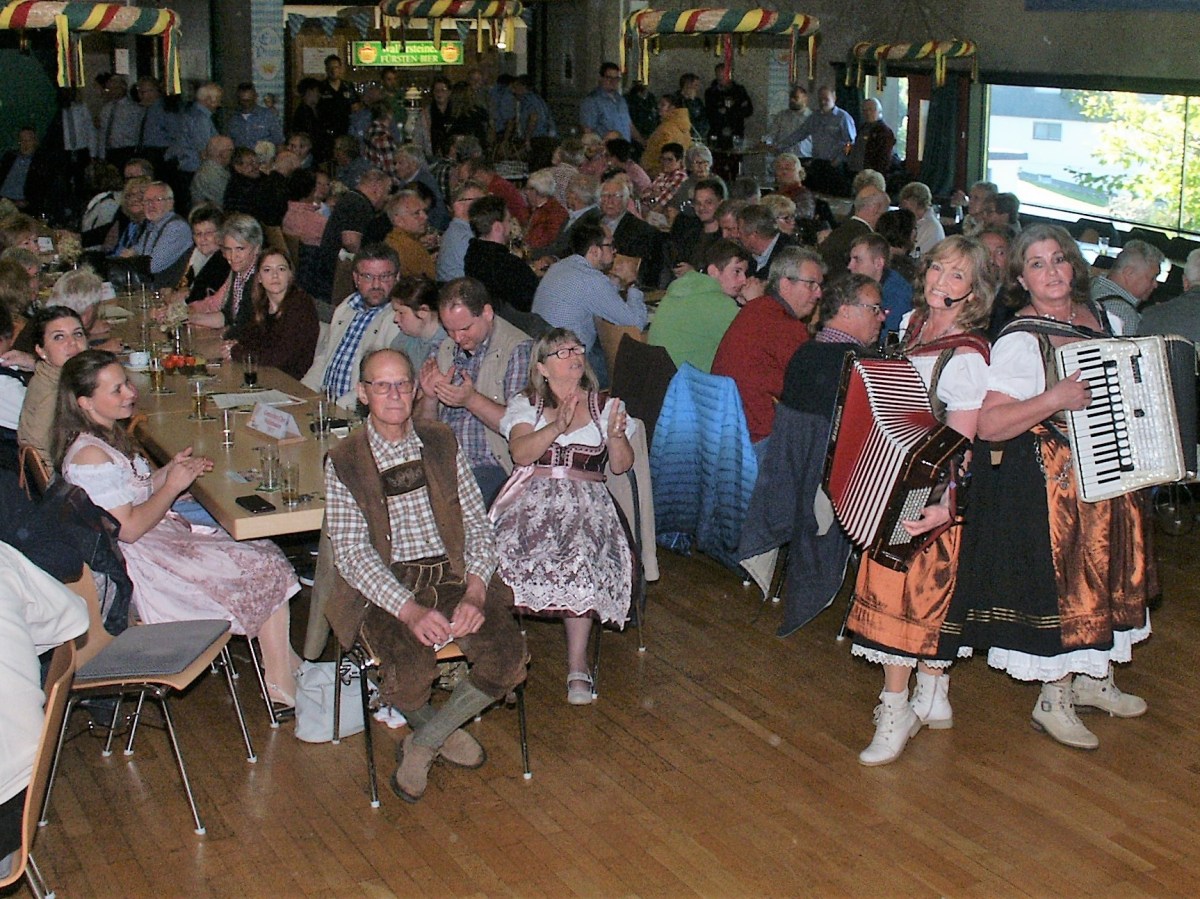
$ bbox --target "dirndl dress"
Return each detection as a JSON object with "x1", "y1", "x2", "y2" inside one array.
[{"x1": 491, "y1": 392, "x2": 634, "y2": 625}]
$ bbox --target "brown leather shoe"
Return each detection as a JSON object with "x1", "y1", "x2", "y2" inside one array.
[
  {"x1": 439, "y1": 728, "x2": 487, "y2": 769},
  {"x1": 391, "y1": 733, "x2": 437, "y2": 803}
]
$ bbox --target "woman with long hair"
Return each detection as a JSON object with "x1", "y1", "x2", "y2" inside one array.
[
  {"x1": 947, "y1": 224, "x2": 1153, "y2": 751},
  {"x1": 491, "y1": 328, "x2": 636, "y2": 705},
  {"x1": 226, "y1": 248, "x2": 319, "y2": 380},
  {"x1": 848, "y1": 236, "x2": 995, "y2": 765},
  {"x1": 54, "y1": 350, "x2": 301, "y2": 711}
]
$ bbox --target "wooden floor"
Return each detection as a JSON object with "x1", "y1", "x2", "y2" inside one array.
[{"x1": 22, "y1": 529, "x2": 1200, "y2": 898}]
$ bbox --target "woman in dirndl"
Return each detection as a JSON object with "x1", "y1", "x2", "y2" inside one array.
[
  {"x1": 849, "y1": 235, "x2": 995, "y2": 766},
  {"x1": 491, "y1": 328, "x2": 635, "y2": 705},
  {"x1": 947, "y1": 224, "x2": 1153, "y2": 751}
]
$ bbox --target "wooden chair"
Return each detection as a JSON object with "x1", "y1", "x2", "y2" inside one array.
[
  {"x1": 0, "y1": 640, "x2": 74, "y2": 899},
  {"x1": 331, "y1": 256, "x2": 356, "y2": 303},
  {"x1": 41, "y1": 567, "x2": 256, "y2": 836},
  {"x1": 282, "y1": 232, "x2": 301, "y2": 267},
  {"x1": 594, "y1": 316, "x2": 646, "y2": 385},
  {"x1": 17, "y1": 443, "x2": 51, "y2": 496},
  {"x1": 263, "y1": 225, "x2": 287, "y2": 253},
  {"x1": 332, "y1": 639, "x2": 531, "y2": 808}
]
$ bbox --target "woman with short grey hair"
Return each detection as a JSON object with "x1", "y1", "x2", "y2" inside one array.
[{"x1": 188, "y1": 212, "x2": 263, "y2": 336}]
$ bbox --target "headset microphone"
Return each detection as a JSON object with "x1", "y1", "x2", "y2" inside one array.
[{"x1": 942, "y1": 292, "x2": 972, "y2": 307}]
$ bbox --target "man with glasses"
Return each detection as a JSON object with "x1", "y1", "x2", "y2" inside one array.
[
  {"x1": 122, "y1": 181, "x2": 192, "y2": 289},
  {"x1": 532, "y1": 221, "x2": 648, "y2": 386},
  {"x1": 740, "y1": 274, "x2": 884, "y2": 637},
  {"x1": 713, "y1": 246, "x2": 825, "y2": 447},
  {"x1": 324, "y1": 347, "x2": 526, "y2": 804},
  {"x1": 598, "y1": 174, "x2": 662, "y2": 289},
  {"x1": 580, "y1": 62, "x2": 639, "y2": 144},
  {"x1": 848, "y1": 233, "x2": 911, "y2": 340},
  {"x1": 303, "y1": 244, "x2": 403, "y2": 407},
  {"x1": 418, "y1": 277, "x2": 533, "y2": 506}
]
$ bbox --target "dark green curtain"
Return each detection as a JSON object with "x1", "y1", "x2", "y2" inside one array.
[
  {"x1": 919, "y1": 73, "x2": 960, "y2": 196},
  {"x1": 831, "y1": 64, "x2": 861, "y2": 125}
]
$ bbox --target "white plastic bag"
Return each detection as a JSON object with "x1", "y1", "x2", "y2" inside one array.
[{"x1": 293, "y1": 660, "x2": 366, "y2": 743}]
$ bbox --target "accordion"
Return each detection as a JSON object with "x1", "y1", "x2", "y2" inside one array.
[
  {"x1": 1055, "y1": 335, "x2": 1196, "y2": 502},
  {"x1": 823, "y1": 355, "x2": 967, "y2": 571}
]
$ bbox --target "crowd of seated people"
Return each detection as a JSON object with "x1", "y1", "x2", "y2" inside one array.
[{"x1": 0, "y1": 60, "x2": 1178, "y2": 820}]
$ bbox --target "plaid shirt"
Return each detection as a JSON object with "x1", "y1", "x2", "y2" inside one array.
[
  {"x1": 323, "y1": 293, "x2": 382, "y2": 399},
  {"x1": 430, "y1": 336, "x2": 533, "y2": 469},
  {"x1": 324, "y1": 421, "x2": 497, "y2": 617}
]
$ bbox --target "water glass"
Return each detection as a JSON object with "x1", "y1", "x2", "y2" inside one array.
[
  {"x1": 257, "y1": 445, "x2": 280, "y2": 492},
  {"x1": 243, "y1": 353, "x2": 258, "y2": 389},
  {"x1": 1097, "y1": 236, "x2": 1111, "y2": 256}
]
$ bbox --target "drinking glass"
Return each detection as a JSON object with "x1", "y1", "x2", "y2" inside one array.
[
  {"x1": 280, "y1": 462, "x2": 301, "y2": 507},
  {"x1": 243, "y1": 353, "x2": 258, "y2": 389},
  {"x1": 148, "y1": 356, "x2": 166, "y2": 394},
  {"x1": 188, "y1": 379, "x2": 213, "y2": 421},
  {"x1": 257, "y1": 445, "x2": 280, "y2": 492}
]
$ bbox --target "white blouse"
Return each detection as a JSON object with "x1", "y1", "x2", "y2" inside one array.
[{"x1": 500, "y1": 393, "x2": 638, "y2": 445}]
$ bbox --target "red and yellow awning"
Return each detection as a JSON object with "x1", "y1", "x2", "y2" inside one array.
[
  {"x1": 0, "y1": 1, "x2": 181, "y2": 92},
  {"x1": 622, "y1": 8, "x2": 820, "y2": 84}
]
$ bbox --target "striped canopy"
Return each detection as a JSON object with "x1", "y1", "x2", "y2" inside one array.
[
  {"x1": 0, "y1": 1, "x2": 181, "y2": 92},
  {"x1": 378, "y1": 0, "x2": 523, "y2": 55},
  {"x1": 850, "y1": 40, "x2": 977, "y2": 89},
  {"x1": 622, "y1": 7, "x2": 820, "y2": 85}
]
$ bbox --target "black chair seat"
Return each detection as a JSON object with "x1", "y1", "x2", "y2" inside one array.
[{"x1": 76, "y1": 619, "x2": 229, "y2": 682}]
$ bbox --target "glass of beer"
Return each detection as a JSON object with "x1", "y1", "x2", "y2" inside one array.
[
  {"x1": 243, "y1": 354, "x2": 258, "y2": 389},
  {"x1": 280, "y1": 462, "x2": 301, "y2": 507},
  {"x1": 149, "y1": 356, "x2": 166, "y2": 394},
  {"x1": 189, "y1": 379, "x2": 213, "y2": 421}
]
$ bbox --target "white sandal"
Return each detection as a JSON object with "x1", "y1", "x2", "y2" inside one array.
[{"x1": 567, "y1": 671, "x2": 594, "y2": 705}]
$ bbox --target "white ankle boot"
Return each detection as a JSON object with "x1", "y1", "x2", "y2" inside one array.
[
  {"x1": 1072, "y1": 668, "x2": 1147, "y2": 718},
  {"x1": 859, "y1": 689, "x2": 921, "y2": 766},
  {"x1": 1031, "y1": 681, "x2": 1099, "y2": 750},
  {"x1": 910, "y1": 671, "x2": 953, "y2": 730}
]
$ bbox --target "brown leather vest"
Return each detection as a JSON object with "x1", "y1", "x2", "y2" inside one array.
[{"x1": 324, "y1": 420, "x2": 467, "y2": 649}]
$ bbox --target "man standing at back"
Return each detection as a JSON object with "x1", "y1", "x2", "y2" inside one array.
[
  {"x1": 313, "y1": 168, "x2": 393, "y2": 317},
  {"x1": 1140, "y1": 249, "x2": 1200, "y2": 344},
  {"x1": 417, "y1": 277, "x2": 532, "y2": 506},
  {"x1": 580, "y1": 62, "x2": 639, "y2": 144},
  {"x1": 778, "y1": 86, "x2": 856, "y2": 194}
]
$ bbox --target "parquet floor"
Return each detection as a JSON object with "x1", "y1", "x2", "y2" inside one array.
[{"x1": 22, "y1": 529, "x2": 1200, "y2": 898}]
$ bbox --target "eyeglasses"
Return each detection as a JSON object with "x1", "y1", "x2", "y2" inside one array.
[
  {"x1": 776, "y1": 214, "x2": 796, "y2": 222},
  {"x1": 361, "y1": 379, "x2": 414, "y2": 396},
  {"x1": 786, "y1": 276, "x2": 822, "y2": 290},
  {"x1": 598, "y1": 241, "x2": 615, "y2": 249},
  {"x1": 546, "y1": 345, "x2": 585, "y2": 360},
  {"x1": 850, "y1": 302, "x2": 888, "y2": 315},
  {"x1": 356, "y1": 271, "x2": 398, "y2": 283},
  {"x1": 144, "y1": 195, "x2": 170, "y2": 204}
]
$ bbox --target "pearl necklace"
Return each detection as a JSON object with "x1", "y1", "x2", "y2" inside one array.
[{"x1": 1039, "y1": 303, "x2": 1078, "y2": 325}]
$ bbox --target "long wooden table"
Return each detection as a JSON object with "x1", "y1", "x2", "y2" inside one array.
[{"x1": 112, "y1": 310, "x2": 335, "y2": 541}]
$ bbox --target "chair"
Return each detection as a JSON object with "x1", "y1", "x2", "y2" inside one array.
[
  {"x1": 0, "y1": 640, "x2": 74, "y2": 899},
  {"x1": 17, "y1": 443, "x2": 51, "y2": 496},
  {"x1": 263, "y1": 225, "x2": 287, "y2": 253},
  {"x1": 331, "y1": 256, "x2": 356, "y2": 304},
  {"x1": 594, "y1": 317, "x2": 646, "y2": 385},
  {"x1": 609, "y1": 336, "x2": 677, "y2": 447},
  {"x1": 282, "y1": 232, "x2": 301, "y2": 267},
  {"x1": 41, "y1": 567, "x2": 256, "y2": 836},
  {"x1": 332, "y1": 639, "x2": 530, "y2": 808}
]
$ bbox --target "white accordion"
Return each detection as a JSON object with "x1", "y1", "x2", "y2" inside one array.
[{"x1": 1055, "y1": 336, "x2": 1197, "y2": 502}]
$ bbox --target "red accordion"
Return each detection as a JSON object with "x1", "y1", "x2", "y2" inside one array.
[{"x1": 823, "y1": 355, "x2": 967, "y2": 571}]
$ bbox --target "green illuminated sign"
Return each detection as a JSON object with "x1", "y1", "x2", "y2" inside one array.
[{"x1": 351, "y1": 41, "x2": 465, "y2": 68}]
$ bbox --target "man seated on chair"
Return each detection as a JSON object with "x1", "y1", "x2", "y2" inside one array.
[
  {"x1": 324, "y1": 348, "x2": 527, "y2": 804},
  {"x1": 0, "y1": 542, "x2": 88, "y2": 874}
]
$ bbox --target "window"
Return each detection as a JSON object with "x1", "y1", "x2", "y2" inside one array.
[
  {"x1": 1032, "y1": 121, "x2": 1062, "y2": 141},
  {"x1": 986, "y1": 83, "x2": 1200, "y2": 235}
]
